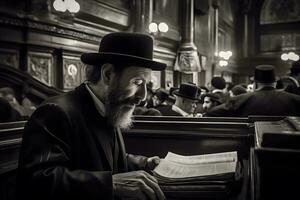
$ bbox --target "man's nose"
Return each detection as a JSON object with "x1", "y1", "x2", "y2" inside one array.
[{"x1": 135, "y1": 83, "x2": 147, "y2": 102}]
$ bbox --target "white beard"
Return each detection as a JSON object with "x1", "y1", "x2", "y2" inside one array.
[
  {"x1": 107, "y1": 103, "x2": 134, "y2": 130},
  {"x1": 105, "y1": 76, "x2": 135, "y2": 130}
]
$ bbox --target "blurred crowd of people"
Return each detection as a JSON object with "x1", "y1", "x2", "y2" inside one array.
[
  {"x1": 2, "y1": 61, "x2": 300, "y2": 122},
  {"x1": 0, "y1": 87, "x2": 36, "y2": 122},
  {"x1": 134, "y1": 61, "x2": 300, "y2": 117}
]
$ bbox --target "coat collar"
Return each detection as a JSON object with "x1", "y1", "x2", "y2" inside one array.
[{"x1": 84, "y1": 82, "x2": 106, "y2": 117}]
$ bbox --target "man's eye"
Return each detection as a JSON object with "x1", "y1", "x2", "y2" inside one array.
[{"x1": 133, "y1": 79, "x2": 143, "y2": 86}]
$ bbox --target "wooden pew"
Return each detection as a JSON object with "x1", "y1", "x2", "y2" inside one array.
[
  {"x1": 248, "y1": 115, "x2": 286, "y2": 123},
  {"x1": 0, "y1": 117, "x2": 254, "y2": 200},
  {"x1": 0, "y1": 122, "x2": 25, "y2": 175},
  {"x1": 250, "y1": 116, "x2": 300, "y2": 200},
  {"x1": 123, "y1": 118, "x2": 254, "y2": 200},
  {"x1": 124, "y1": 119, "x2": 252, "y2": 158},
  {"x1": 251, "y1": 148, "x2": 300, "y2": 200},
  {"x1": 0, "y1": 121, "x2": 27, "y2": 130},
  {"x1": 133, "y1": 115, "x2": 249, "y2": 123},
  {"x1": 0, "y1": 122, "x2": 25, "y2": 200}
]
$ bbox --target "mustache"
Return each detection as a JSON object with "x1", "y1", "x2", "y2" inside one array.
[{"x1": 112, "y1": 97, "x2": 142, "y2": 107}]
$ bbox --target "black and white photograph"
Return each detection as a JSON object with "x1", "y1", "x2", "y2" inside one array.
[{"x1": 1, "y1": 0, "x2": 300, "y2": 200}]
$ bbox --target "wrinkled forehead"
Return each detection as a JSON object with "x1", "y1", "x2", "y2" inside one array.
[{"x1": 121, "y1": 66, "x2": 152, "y2": 81}]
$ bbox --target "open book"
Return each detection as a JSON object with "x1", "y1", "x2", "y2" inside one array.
[{"x1": 153, "y1": 151, "x2": 238, "y2": 184}]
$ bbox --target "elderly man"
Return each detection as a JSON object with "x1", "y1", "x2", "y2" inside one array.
[
  {"x1": 157, "y1": 83, "x2": 200, "y2": 116},
  {"x1": 17, "y1": 32, "x2": 166, "y2": 200},
  {"x1": 205, "y1": 65, "x2": 300, "y2": 117}
]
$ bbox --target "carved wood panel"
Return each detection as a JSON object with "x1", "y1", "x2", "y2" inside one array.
[
  {"x1": 63, "y1": 56, "x2": 84, "y2": 90},
  {"x1": 260, "y1": 0, "x2": 300, "y2": 24},
  {"x1": 164, "y1": 70, "x2": 174, "y2": 90},
  {"x1": 27, "y1": 52, "x2": 53, "y2": 86},
  {"x1": 0, "y1": 49, "x2": 18, "y2": 68}
]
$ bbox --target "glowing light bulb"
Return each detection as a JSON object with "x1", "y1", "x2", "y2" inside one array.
[
  {"x1": 218, "y1": 51, "x2": 225, "y2": 58},
  {"x1": 281, "y1": 53, "x2": 288, "y2": 61},
  {"x1": 63, "y1": 0, "x2": 80, "y2": 13},
  {"x1": 158, "y1": 22, "x2": 169, "y2": 33},
  {"x1": 53, "y1": 0, "x2": 67, "y2": 12},
  {"x1": 219, "y1": 60, "x2": 228, "y2": 67},
  {"x1": 227, "y1": 51, "x2": 233, "y2": 57},
  {"x1": 223, "y1": 52, "x2": 230, "y2": 60},
  {"x1": 290, "y1": 53, "x2": 299, "y2": 61},
  {"x1": 149, "y1": 22, "x2": 158, "y2": 33}
]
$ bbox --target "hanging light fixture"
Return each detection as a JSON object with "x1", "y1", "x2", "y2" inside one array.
[
  {"x1": 148, "y1": 22, "x2": 169, "y2": 35},
  {"x1": 158, "y1": 22, "x2": 169, "y2": 33},
  {"x1": 281, "y1": 51, "x2": 300, "y2": 62},
  {"x1": 53, "y1": 0, "x2": 80, "y2": 13},
  {"x1": 149, "y1": 22, "x2": 158, "y2": 33},
  {"x1": 217, "y1": 50, "x2": 232, "y2": 67}
]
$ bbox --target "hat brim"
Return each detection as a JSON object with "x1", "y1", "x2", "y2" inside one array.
[
  {"x1": 81, "y1": 52, "x2": 166, "y2": 71},
  {"x1": 173, "y1": 90, "x2": 200, "y2": 101}
]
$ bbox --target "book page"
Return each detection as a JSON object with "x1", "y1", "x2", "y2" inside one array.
[
  {"x1": 154, "y1": 151, "x2": 237, "y2": 179},
  {"x1": 165, "y1": 151, "x2": 237, "y2": 164}
]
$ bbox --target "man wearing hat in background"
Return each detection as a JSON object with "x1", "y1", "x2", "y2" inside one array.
[
  {"x1": 290, "y1": 61, "x2": 300, "y2": 85},
  {"x1": 281, "y1": 60, "x2": 300, "y2": 95},
  {"x1": 157, "y1": 83, "x2": 200, "y2": 116},
  {"x1": 202, "y1": 93, "x2": 222, "y2": 114},
  {"x1": 210, "y1": 76, "x2": 227, "y2": 103},
  {"x1": 17, "y1": 32, "x2": 166, "y2": 200},
  {"x1": 230, "y1": 85, "x2": 247, "y2": 97},
  {"x1": 205, "y1": 65, "x2": 300, "y2": 117}
]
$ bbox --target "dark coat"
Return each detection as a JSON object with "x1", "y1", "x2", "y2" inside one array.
[
  {"x1": 17, "y1": 84, "x2": 148, "y2": 200},
  {"x1": 205, "y1": 87, "x2": 300, "y2": 117},
  {"x1": 155, "y1": 105, "x2": 183, "y2": 116}
]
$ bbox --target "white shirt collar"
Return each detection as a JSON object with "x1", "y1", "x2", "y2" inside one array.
[
  {"x1": 172, "y1": 104, "x2": 189, "y2": 117},
  {"x1": 85, "y1": 82, "x2": 106, "y2": 117},
  {"x1": 212, "y1": 89, "x2": 224, "y2": 93}
]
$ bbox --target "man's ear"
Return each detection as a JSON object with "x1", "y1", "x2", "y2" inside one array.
[{"x1": 101, "y1": 63, "x2": 115, "y2": 85}]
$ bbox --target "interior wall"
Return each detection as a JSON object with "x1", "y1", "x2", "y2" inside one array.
[{"x1": 0, "y1": 0, "x2": 181, "y2": 100}]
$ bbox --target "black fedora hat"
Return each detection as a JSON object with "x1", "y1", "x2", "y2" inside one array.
[
  {"x1": 173, "y1": 83, "x2": 201, "y2": 101},
  {"x1": 254, "y1": 65, "x2": 276, "y2": 83},
  {"x1": 81, "y1": 32, "x2": 166, "y2": 71}
]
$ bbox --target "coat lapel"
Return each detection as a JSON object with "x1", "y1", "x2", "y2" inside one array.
[
  {"x1": 116, "y1": 127, "x2": 128, "y2": 172},
  {"x1": 74, "y1": 84, "x2": 114, "y2": 170},
  {"x1": 89, "y1": 119, "x2": 114, "y2": 170}
]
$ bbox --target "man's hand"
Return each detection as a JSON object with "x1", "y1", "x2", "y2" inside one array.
[
  {"x1": 146, "y1": 156, "x2": 161, "y2": 171},
  {"x1": 112, "y1": 170, "x2": 165, "y2": 200}
]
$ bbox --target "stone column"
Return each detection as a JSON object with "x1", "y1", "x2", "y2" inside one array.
[
  {"x1": 211, "y1": 0, "x2": 219, "y2": 76},
  {"x1": 174, "y1": 0, "x2": 201, "y2": 73},
  {"x1": 133, "y1": 0, "x2": 153, "y2": 33}
]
